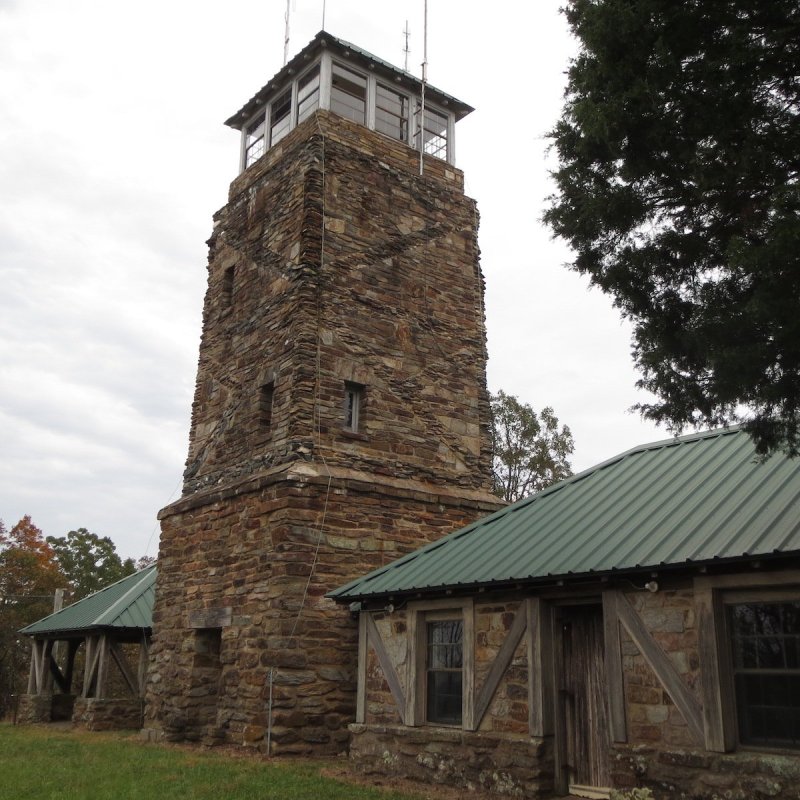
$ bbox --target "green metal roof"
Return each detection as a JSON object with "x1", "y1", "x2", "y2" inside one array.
[
  {"x1": 329, "y1": 428, "x2": 800, "y2": 602},
  {"x1": 20, "y1": 565, "x2": 156, "y2": 637}
]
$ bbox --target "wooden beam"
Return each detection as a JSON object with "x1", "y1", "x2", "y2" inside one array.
[
  {"x1": 109, "y1": 641, "x2": 139, "y2": 696},
  {"x1": 694, "y1": 585, "x2": 736, "y2": 752},
  {"x1": 356, "y1": 613, "x2": 367, "y2": 724},
  {"x1": 365, "y1": 613, "x2": 406, "y2": 724},
  {"x1": 463, "y1": 602, "x2": 475, "y2": 731},
  {"x1": 616, "y1": 592, "x2": 704, "y2": 744},
  {"x1": 27, "y1": 640, "x2": 40, "y2": 694},
  {"x1": 473, "y1": 603, "x2": 528, "y2": 730},
  {"x1": 527, "y1": 597, "x2": 554, "y2": 737},
  {"x1": 602, "y1": 591, "x2": 627, "y2": 743}
]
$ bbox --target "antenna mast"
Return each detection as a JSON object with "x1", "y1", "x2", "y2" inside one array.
[
  {"x1": 283, "y1": 0, "x2": 291, "y2": 66},
  {"x1": 419, "y1": 0, "x2": 428, "y2": 175},
  {"x1": 403, "y1": 21, "x2": 410, "y2": 72},
  {"x1": 322, "y1": 0, "x2": 326, "y2": 29}
]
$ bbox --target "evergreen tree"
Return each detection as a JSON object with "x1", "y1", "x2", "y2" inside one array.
[{"x1": 545, "y1": 0, "x2": 800, "y2": 454}]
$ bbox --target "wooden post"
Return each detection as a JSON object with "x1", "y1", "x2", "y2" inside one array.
[
  {"x1": 356, "y1": 613, "x2": 367, "y2": 723},
  {"x1": 602, "y1": 590, "x2": 627, "y2": 742},
  {"x1": 527, "y1": 597, "x2": 554, "y2": 737}
]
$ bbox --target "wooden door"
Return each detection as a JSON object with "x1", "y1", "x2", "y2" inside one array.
[{"x1": 557, "y1": 604, "x2": 610, "y2": 798}]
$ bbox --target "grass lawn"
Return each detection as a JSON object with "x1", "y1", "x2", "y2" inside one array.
[{"x1": 0, "y1": 724, "x2": 431, "y2": 800}]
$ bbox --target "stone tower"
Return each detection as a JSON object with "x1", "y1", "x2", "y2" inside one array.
[{"x1": 144, "y1": 31, "x2": 501, "y2": 754}]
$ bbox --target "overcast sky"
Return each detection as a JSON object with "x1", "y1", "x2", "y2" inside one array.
[{"x1": 0, "y1": 0, "x2": 666, "y2": 560}]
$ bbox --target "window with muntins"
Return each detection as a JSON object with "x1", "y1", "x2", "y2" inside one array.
[
  {"x1": 728, "y1": 600, "x2": 800, "y2": 749},
  {"x1": 330, "y1": 62, "x2": 367, "y2": 124},
  {"x1": 426, "y1": 619, "x2": 463, "y2": 725},
  {"x1": 270, "y1": 88, "x2": 292, "y2": 146},
  {"x1": 244, "y1": 113, "x2": 266, "y2": 168},
  {"x1": 296, "y1": 66, "x2": 320, "y2": 125},
  {"x1": 375, "y1": 83, "x2": 408, "y2": 143},
  {"x1": 414, "y1": 103, "x2": 448, "y2": 160}
]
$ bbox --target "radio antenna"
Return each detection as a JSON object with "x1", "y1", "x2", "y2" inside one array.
[
  {"x1": 403, "y1": 21, "x2": 410, "y2": 72},
  {"x1": 283, "y1": 0, "x2": 291, "y2": 66},
  {"x1": 419, "y1": 0, "x2": 428, "y2": 175}
]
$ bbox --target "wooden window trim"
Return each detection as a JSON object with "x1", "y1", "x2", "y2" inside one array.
[
  {"x1": 695, "y1": 570, "x2": 800, "y2": 753},
  {"x1": 406, "y1": 598, "x2": 474, "y2": 729}
]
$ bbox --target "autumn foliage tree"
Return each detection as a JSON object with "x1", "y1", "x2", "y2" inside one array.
[{"x1": 0, "y1": 516, "x2": 66, "y2": 714}]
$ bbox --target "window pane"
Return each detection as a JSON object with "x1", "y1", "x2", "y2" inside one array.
[
  {"x1": 414, "y1": 104, "x2": 448, "y2": 160},
  {"x1": 375, "y1": 84, "x2": 408, "y2": 142},
  {"x1": 297, "y1": 67, "x2": 320, "y2": 124},
  {"x1": 245, "y1": 113, "x2": 266, "y2": 167},
  {"x1": 427, "y1": 671, "x2": 462, "y2": 725},
  {"x1": 729, "y1": 601, "x2": 800, "y2": 749},
  {"x1": 331, "y1": 63, "x2": 366, "y2": 124},
  {"x1": 270, "y1": 89, "x2": 292, "y2": 146},
  {"x1": 426, "y1": 620, "x2": 463, "y2": 725}
]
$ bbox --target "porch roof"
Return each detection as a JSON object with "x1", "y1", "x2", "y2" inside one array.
[
  {"x1": 329, "y1": 427, "x2": 800, "y2": 602},
  {"x1": 20, "y1": 565, "x2": 156, "y2": 637}
]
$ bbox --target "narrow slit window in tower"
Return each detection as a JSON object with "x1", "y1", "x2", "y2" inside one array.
[
  {"x1": 260, "y1": 381, "x2": 275, "y2": 427},
  {"x1": 222, "y1": 266, "x2": 235, "y2": 307},
  {"x1": 344, "y1": 382, "x2": 364, "y2": 432}
]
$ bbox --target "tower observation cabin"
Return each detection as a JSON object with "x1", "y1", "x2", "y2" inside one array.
[{"x1": 225, "y1": 31, "x2": 473, "y2": 171}]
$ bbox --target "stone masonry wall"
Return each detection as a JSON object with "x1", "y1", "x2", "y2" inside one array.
[
  {"x1": 356, "y1": 599, "x2": 548, "y2": 796},
  {"x1": 622, "y1": 587, "x2": 700, "y2": 749},
  {"x1": 182, "y1": 111, "x2": 494, "y2": 497},
  {"x1": 145, "y1": 476, "x2": 497, "y2": 753},
  {"x1": 349, "y1": 725, "x2": 554, "y2": 798},
  {"x1": 146, "y1": 107, "x2": 501, "y2": 753}
]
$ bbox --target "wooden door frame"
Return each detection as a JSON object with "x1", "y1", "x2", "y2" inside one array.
[{"x1": 551, "y1": 598, "x2": 608, "y2": 798}]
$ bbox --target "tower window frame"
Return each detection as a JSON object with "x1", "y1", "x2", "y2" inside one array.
[
  {"x1": 330, "y1": 62, "x2": 367, "y2": 125},
  {"x1": 270, "y1": 88, "x2": 292, "y2": 147},
  {"x1": 414, "y1": 102, "x2": 449, "y2": 161},
  {"x1": 375, "y1": 83, "x2": 409, "y2": 143},
  {"x1": 244, "y1": 112, "x2": 266, "y2": 168},
  {"x1": 296, "y1": 65, "x2": 321, "y2": 125}
]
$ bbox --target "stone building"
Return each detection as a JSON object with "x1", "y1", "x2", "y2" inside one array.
[
  {"x1": 330, "y1": 427, "x2": 800, "y2": 799},
  {"x1": 143, "y1": 32, "x2": 502, "y2": 753}
]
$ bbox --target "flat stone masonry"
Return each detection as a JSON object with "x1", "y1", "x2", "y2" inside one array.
[
  {"x1": 72, "y1": 698, "x2": 143, "y2": 731},
  {"x1": 144, "y1": 110, "x2": 502, "y2": 753},
  {"x1": 349, "y1": 723, "x2": 554, "y2": 798}
]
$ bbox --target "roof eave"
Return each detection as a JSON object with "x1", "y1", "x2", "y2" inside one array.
[
  {"x1": 330, "y1": 549, "x2": 800, "y2": 605},
  {"x1": 225, "y1": 30, "x2": 474, "y2": 130}
]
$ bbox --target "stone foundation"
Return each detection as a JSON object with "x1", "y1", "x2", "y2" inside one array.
[
  {"x1": 611, "y1": 743, "x2": 800, "y2": 799},
  {"x1": 72, "y1": 698, "x2": 144, "y2": 731},
  {"x1": 16, "y1": 694, "x2": 52, "y2": 723},
  {"x1": 349, "y1": 723, "x2": 554, "y2": 798}
]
